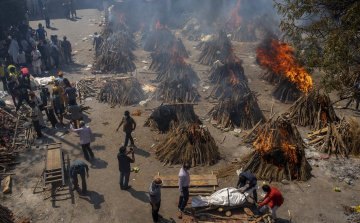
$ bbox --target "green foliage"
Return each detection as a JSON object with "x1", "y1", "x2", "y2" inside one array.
[
  {"x1": 0, "y1": 0, "x2": 28, "y2": 39},
  {"x1": 275, "y1": 0, "x2": 360, "y2": 96}
]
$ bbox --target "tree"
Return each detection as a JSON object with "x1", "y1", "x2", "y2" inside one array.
[
  {"x1": 0, "y1": 0, "x2": 28, "y2": 39},
  {"x1": 274, "y1": 0, "x2": 360, "y2": 96}
]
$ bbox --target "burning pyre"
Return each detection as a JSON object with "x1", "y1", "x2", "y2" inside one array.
[
  {"x1": 182, "y1": 17, "x2": 215, "y2": 41},
  {"x1": 97, "y1": 77, "x2": 146, "y2": 107},
  {"x1": 257, "y1": 37, "x2": 313, "y2": 103},
  {"x1": 224, "y1": 0, "x2": 257, "y2": 42},
  {"x1": 197, "y1": 29, "x2": 233, "y2": 66},
  {"x1": 144, "y1": 20, "x2": 175, "y2": 52}
]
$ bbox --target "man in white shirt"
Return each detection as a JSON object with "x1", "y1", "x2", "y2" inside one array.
[
  {"x1": 17, "y1": 49, "x2": 27, "y2": 67},
  {"x1": 70, "y1": 120, "x2": 94, "y2": 160},
  {"x1": 178, "y1": 163, "x2": 191, "y2": 213},
  {"x1": 28, "y1": 101, "x2": 43, "y2": 138}
]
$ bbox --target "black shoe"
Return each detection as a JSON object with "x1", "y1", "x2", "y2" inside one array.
[{"x1": 123, "y1": 186, "x2": 132, "y2": 190}]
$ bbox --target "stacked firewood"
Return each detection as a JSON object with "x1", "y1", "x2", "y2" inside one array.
[
  {"x1": 144, "y1": 23, "x2": 175, "y2": 52},
  {"x1": 272, "y1": 79, "x2": 302, "y2": 103},
  {"x1": 0, "y1": 205, "x2": 14, "y2": 223},
  {"x1": 227, "y1": 20, "x2": 257, "y2": 42},
  {"x1": 208, "y1": 60, "x2": 247, "y2": 88},
  {"x1": 283, "y1": 90, "x2": 339, "y2": 130},
  {"x1": 76, "y1": 78, "x2": 98, "y2": 99},
  {"x1": 154, "y1": 77, "x2": 199, "y2": 103},
  {"x1": 0, "y1": 152, "x2": 18, "y2": 173},
  {"x1": 155, "y1": 123, "x2": 220, "y2": 166},
  {"x1": 97, "y1": 77, "x2": 146, "y2": 107},
  {"x1": 217, "y1": 118, "x2": 312, "y2": 181},
  {"x1": 197, "y1": 30, "x2": 233, "y2": 66},
  {"x1": 182, "y1": 17, "x2": 214, "y2": 41}
]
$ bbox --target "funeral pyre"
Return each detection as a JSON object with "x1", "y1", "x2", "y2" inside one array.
[
  {"x1": 144, "y1": 20, "x2": 175, "y2": 52},
  {"x1": 256, "y1": 37, "x2": 313, "y2": 103},
  {"x1": 283, "y1": 90, "x2": 338, "y2": 130},
  {"x1": 97, "y1": 77, "x2": 146, "y2": 107},
  {"x1": 181, "y1": 17, "x2": 215, "y2": 41},
  {"x1": 224, "y1": 0, "x2": 257, "y2": 42},
  {"x1": 145, "y1": 104, "x2": 220, "y2": 166},
  {"x1": 217, "y1": 118, "x2": 312, "y2": 181},
  {"x1": 197, "y1": 29, "x2": 234, "y2": 66}
]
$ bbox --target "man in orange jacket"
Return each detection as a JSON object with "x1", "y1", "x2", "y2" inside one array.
[{"x1": 257, "y1": 185, "x2": 284, "y2": 222}]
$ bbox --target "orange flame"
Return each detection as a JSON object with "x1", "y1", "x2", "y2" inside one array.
[
  {"x1": 228, "y1": 68, "x2": 239, "y2": 86},
  {"x1": 226, "y1": 0, "x2": 242, "y2": 31},
  {"x1": 155, "y1": 20, "x2": 168, "y2": 30},
  {"x1": 257, "y1": 39, "x2": 313, "y2": 93},
  {"x1": 118, "y1": 13, "x2": 125, "y2": 25}
]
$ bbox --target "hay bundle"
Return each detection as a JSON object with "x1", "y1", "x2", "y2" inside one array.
[
  {"x1": 155, "y1": 123, "x2": 220, "y2": 166},
  {"x1": 197, "y1": 30, "x2": 233, "y2": 66},
  {"x1": 283, "y1": 90, "x2": 339, "y2": 130},
  {"x1": 97, "y1": 77, "x2": 146, "y2": 107},
  {"x1": 218, "y1": 118, "x2": 312, "y2": 181},
  {"x1": 144, "y1": 104, "x2": 200, "y2": 133}
]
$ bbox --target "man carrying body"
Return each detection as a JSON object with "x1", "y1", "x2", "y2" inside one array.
[
  {"x1": 149, "y1": 178, "x2": 163, "y2": 223},
  {"x1": 70, "y1": 161, "x2": 89, "y2": 194},
  {"x1": 257, "y1": 185, "x2": 284, "y2": 222},
  {"x1": 116, "y1": 110, "x2": 136, "y2": 147},
  {"x1": 117, "y1": 146, "x2": 135, "y2": 190},
  {"x1": 70, "y1": 120, "x2": 94, "y2": 161},
  {"x1": 178, "y1": 163, "x2": 191, "y2": 213},
  {"x1": 236, "y1": 171, "x2": 258, "y2": 203}
]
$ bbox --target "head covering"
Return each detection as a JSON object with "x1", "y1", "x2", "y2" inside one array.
[
  {"x1": 58, "y1": 71, "x2": 63, "y2": 76},
  {"x1": 94, "y1": 32, "x2": 98, "y2": 35}
]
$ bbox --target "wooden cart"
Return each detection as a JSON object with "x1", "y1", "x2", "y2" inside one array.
[{"x1": 43, "y1": 142, "x2": 69, "y2": 187}]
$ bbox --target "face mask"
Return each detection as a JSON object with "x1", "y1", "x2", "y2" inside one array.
[{"x1": 124, "y1": 115, "x2": 127, "y2": 119}]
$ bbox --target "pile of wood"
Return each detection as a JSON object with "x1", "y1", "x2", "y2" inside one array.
[
  {"x1": 149, "y1": 38, "x2": 189, "y2": 72},
  {"x1": 283, "y1": 90, "x2": 339, "y2": 130},
  {"x1": 207, "y1": 81, "x2": 265, "y2": 130},
  {"x1": 218, "y1": 118, "x2": 312, "y2": 181},
  {"x1": 227, "y1": 19, "x2": 257, "y2": 42},
  {"x1": 197, "y1": 30, "x2": 233, "y2": 66},
  {"x1": 76, "y1": 78, "x2": 98, "y2": 100},
  {"x1": 272, "y1": 79, "x2": 302, "y2": 103},
  {"x1": 182, "y1": 17, "x2": 214, "y2": 41},
  {"x1": 0, "y1": 205, "x2": 14, "y2": 223},
  {"x1": 97, "y1": 77, "x2": 146, "y2": 107},
  {"x1": 144, "y1": 104, "x2": 200, "y2": 133},
  {"x1": 155, "y1": 58, "x2": 199, "y2": 83},
  {"x1": 0, "y1": 152, "x2": 18, "y2": 173},
  {"x1": 144, "y1": 24, "x2": 175, "y2": 52},
  {"x1": 208, "y1": 60, "x2": 247, "y2": 87},
  {"x1": 155, "y1": 123, "x2": 220, "y2": 166},
  {"x1": 307, "y1": 117, "x2": 360, "y2": 157}
]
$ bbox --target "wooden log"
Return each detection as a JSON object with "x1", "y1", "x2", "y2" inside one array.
[
  {"x1": 307, "y1": 126, "x2": 328, "y2": 138},
  {"x1": 189, "y1": 189, "x2": 214, "y2": 193},
  {"x1": 3, "y1": 175, "x2": 11, "y2": 194}
]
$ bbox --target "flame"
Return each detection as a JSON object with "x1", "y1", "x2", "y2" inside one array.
[
  {"x1": 118, "y1": 13, "x2": 125, "y2": 25},
  {"x1": 155, "y1": 20, "x2": 168, "y2": 30},
  {"x1": 226, "y1": 0, "x2": 242, "y2": 31},
  {"x1": 228, "y1": 68, "x2": 239, "y2": 86},
  {"x1": 257, "y1": 39, "x2": 313, "y2": 93},
  {"x1": 321, "y1": 111, "x2": 328, "y2": 123}
]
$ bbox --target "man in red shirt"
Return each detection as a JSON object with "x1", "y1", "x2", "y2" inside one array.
[{"x1": 257, "y1": 185, "x2": 284, "y2": 222}]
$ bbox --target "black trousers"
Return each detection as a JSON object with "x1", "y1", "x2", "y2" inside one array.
[
  {"x1": 48, "y1": 109, "x2": 58, "y2": 127},
  {"x1": 16, "y1": 94, "x2": 30, "y2": 111},
  {"x1": 151, "y1": 200, "x2": 161, "y2": 222},
  {"x1": 178, "y1": 186, "x2": 189, "y2": 210},
  {"x1": 71, "y1": 173, "x2": 87, "y2": 192},
  {"x1": 64, "y1": 51, "x2": 72, "y2": 64},
  {"x1": 124, "y1": 131, "x2": 134, "y2": 147},
  {"x1": 32, "y1": 120, "x2": 42, "y2": 138},
  {"x1": 45, "y1": 17, "x2": 50, "y2": 27},
  {"x1": 81, "y1": 143, "x2": 94, "y2": 160},
  {"x1": 1, "y1": 76, "x2": 8, "y2": 91}
]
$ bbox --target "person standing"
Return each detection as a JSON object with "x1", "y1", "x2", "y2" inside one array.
[
  {"x1": 20, "y1": 67, "x2": 31, "y2": 85},
  {"x1": 8, "y1": 38, "x2": 19, "y2": 64},
  {"x1": 31, "y1": 46, "x2": 42, "y2": 75},
  {"x1": 0, "y1": 62, "x2": 8, "y2": 92},
  {"x1": 29, "y1": 91, "x2": 46, "y2": 128},
  {"x1": 149, "y1": 178, "x2": 163, "y2": 223},
  {"x1": 68, "y1": 100, "x2": 82, "y2": 128},
  {"x1": 178, "y1": 163, "x2": 191, "y2": 213},
  {"x1": 56, "y1": 71, "x2": 65, "y2": 87},
  {"x1": 8, "y1": 81, "x2": 19, "y2": 107},
  {"x1": 17, "y1": 49, "x2": 27, "y2": 67},
  {"x1": 44, "y1": 92, "x2": 58, "y2": 128},
  {"x1": 50, "y1": 41, "x2": 60, "y2": 68},
  {"x1": 36, "y1": 23, "x2": 47, "y2": 41},
  {"x1": 61, "y1": 36, "x2": 72, "y2": 65},
  {"x1": 69, "y1": 161, "x2": 89, "y2": 193},
  {"x1": 63, "y1": 79, "x2": 76, "y2": 104},
  {"x1": 257, "y1": 185, "x2": 284, "y2": 222},
  {"x1": 237, "y1": 171, "x2": 258, "y2": 203},
  {"x1": 70, "y1": 0, "x2": 76, "y2": 18},
  {"x1": 43, "y1": 40, "x2": 51, "y2": 70},
  {"x1": 117, "y1": 146, "x2": 135, "y2": 190},
  {"x1": 93, "y1": 32, "x2": 103, "y2": 57},
  {"x1": 70, "y1": 120, "x2": 94, "y2": 161},
  {"x1": 9, "y1": 67, "x2": 19, "y2": 84},
  {"x1": 52, "y1": 90, "x2": 64, "y2": 125},
  {"x1": 43, "y1": 4, "x2": 51, "y2": 28},
  {"x1": 21, "y1": 38, "x2": 29, "y2": 53},
  {"x1": 116, "y1": 111, "x2": 136, "y2": 147},
  {"x1": 27, "y1": 101, "x2": 43, "y2": 138}
]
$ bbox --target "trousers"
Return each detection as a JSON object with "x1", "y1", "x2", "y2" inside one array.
[
  {"x1": 32, "y1": 120, "x2": 42, "y2": 138},
  {"x1": 124, "y1": 131, "x2": 134, "y2": 147},
  {"x1": 239, "y1": 182, "x2": 258, "y2": 202},
  {"x1": 120, "y1": 172, "x2": 130, "y2": 189},
  {"x1": 151, "y1": 200, "x2": 161, "y2": 222},
  {"x1": 71, "y1": 173, "x2": 87, "y2": 192},
  {"x1": 81, "y1": 143, "x2": 94, "y2": 160},
  {"x1": 260, "y1": 205, "x2": 279, "y2": 219},
  {"x1": 178, "y1": 186, "x2": 189, "y2": 210}
]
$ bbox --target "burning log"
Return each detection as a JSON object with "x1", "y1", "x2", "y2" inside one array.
[
  {"x1": 256, "y1": 37, "x2": 313, "y2": 103},
  {"x1": 149, "y1": 38, "x2": 189, "y2": 72},
  {"x1": 182, "y1": 17, "x2": 214, "y2": 41},
  {"x1": 0, "y1": 205, "x2": 14, "y2": 223},
  {"x1": 154, "y1": 77, "x2": 199, "y2": 103},
  {"x1": 218, "y1": 118, "x2": 312, "y2": 181},
  {"x1": 208, "y1": 60, "x2": 247, "y2": 86},
  {"x1": 197, "y1": 30, "x2": 234, "y2": 66},
  {"x1": 97, "y1": 77, "x2": 146, "y2": 107},
  {"x1": 144, "y1": 104, "x2": 200, "y2": 133},
  {"x1": 208, "y1": 81, "x2": 265, "y2": 130},
  {"x1": 155, "y1": 123, "x2": 220, "y2": 166},
  {"x1": 283, "y1": 90, "x2": 338, "y2": 129},
  {"x1": 144, "y1": 21, "x2": 175, "y2": 52}
]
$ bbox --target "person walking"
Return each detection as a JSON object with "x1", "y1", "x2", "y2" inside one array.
[
  {"x1": 70, "y1": 120, "x2": 94, "y2": 161},
  {"x1": 44, "y1": 92, "x2": 58, "y2": 128},
  {"x1": 31, "y1": 46, "x2": 42, "y2": 75},
  {"x1": 52, "y1": 90, "x2": 64, "y2": 125},
  {"x1": 61, "y1": 36, "x2": 72, "y2": 65},
  {"x1": 257, "y1": 185, "x2": 284, "y2": 222},
  {"x1": 27, "y1": 101, "x2": 43, "y2": 139},
  {"x1": 69, "y1": 161, "x2": 89, "y2": 194},
  {"x1": 43, "y1": 4, "x2": 51, "y2": 28},
  {"x1": 117, "y1": 146, "x2": 135, "y2": 190},
  {"x1": 15, "y1": 79, "x2": 31, "y2": 111},
  {"x1": 116, "y1": 111, "x2": 136, "y2": 147},
  {"x1": 68, "y1": 100, "x2": 82, "y2": 128},
  {"x1": 178, "y1": 163, "x2": 191, "y2": 213},
  {"x1": 237, "y1": 171, "x2": 258, "y2": 203},
  {"x1": 0, "y1": 62, "x2": 8, "y2": 92},
  {"x1": 149, "y1": 178, "x2": 163, "y2": 223},
  {"x1": 29, "y1": 91, "x2": 46, "y2": 128}
]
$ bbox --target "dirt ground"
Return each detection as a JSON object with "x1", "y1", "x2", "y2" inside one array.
[{"x1": 1, "y1": 5, "x2": 360, "y2": 223}]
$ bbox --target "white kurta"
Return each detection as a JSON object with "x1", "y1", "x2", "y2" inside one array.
[
  {"x1": 8, "y1": 40, "x2": 19, "y2": 63},
  {"x1": 31, "y1": 50, "x2": 42, "y2": 67}
]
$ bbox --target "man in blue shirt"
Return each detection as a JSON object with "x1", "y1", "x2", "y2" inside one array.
[
  {"x1": 69, "y1": 161, "x2": 89, "y2": 193},
  {"x1": 237, "y1": 171, "x2": 258, "y2": 203},
  {"x1": 36, "y1": 23, "x2": 47, "y2": 41}
]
